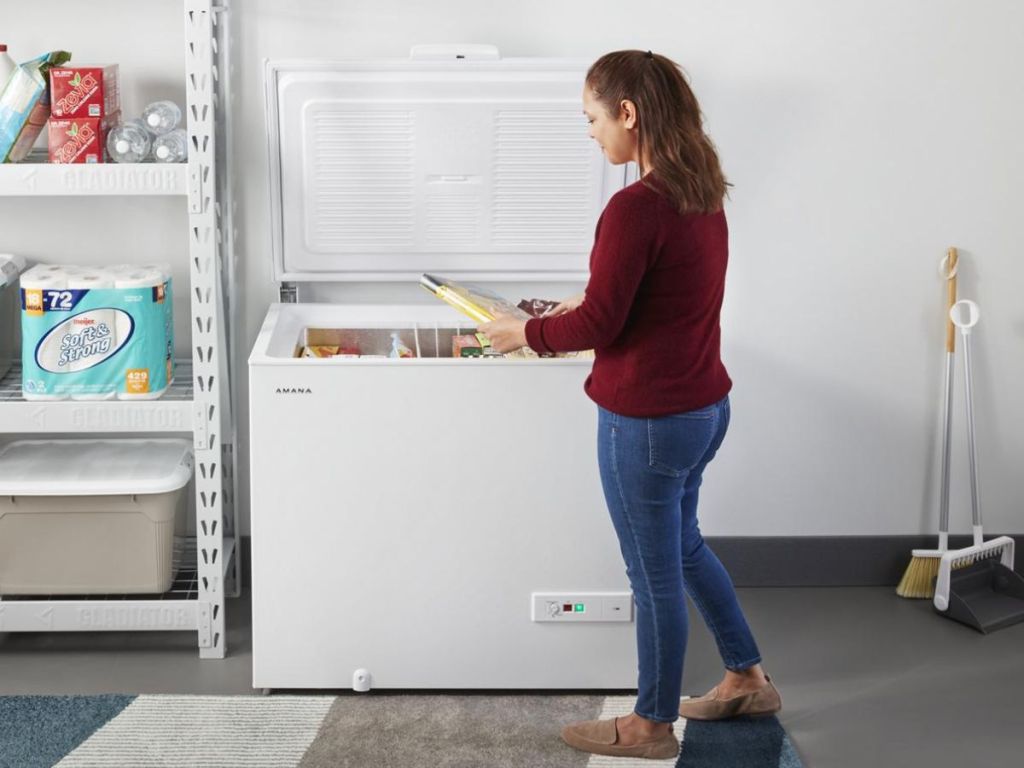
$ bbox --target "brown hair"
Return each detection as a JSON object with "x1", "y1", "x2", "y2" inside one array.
[{"x1": 586, "y1": 50, "x2": 729, "y2": 214}]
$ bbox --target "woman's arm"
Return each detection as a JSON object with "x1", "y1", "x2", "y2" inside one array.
[{"x1": 525, "y1": 193, "x2": 658, "y2": 354}]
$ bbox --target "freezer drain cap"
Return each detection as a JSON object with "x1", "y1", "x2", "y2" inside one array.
[{"x1": 352, "y1": 668, "x2": 373, "y2": 692}]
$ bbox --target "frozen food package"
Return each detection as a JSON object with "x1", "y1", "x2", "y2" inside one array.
[
  {"x1": 420, "y1": 273, "x2": 531, "y2": 323},
  {"x1": 517, "y1": 298, "x2": 561, "y2": 318},
  {"x1": 389, "y1": 332, "x2": 414, "y2": 358},
  {"x1": 452, "y1": 334, "x2": 483, "y2": 358},
  {"x1": 301, "y1": 346, "x2": 339, "y2": 358}
]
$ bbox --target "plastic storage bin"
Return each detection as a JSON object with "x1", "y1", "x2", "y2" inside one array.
[
  {"x1": 0, "y1": 438, "x2": 194, "y2": 595},
  {"x1": 0, "y1": 253, "x2": 25, "y2": 380}
]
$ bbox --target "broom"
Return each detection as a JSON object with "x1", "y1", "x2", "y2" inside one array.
[{"x1": 897, "y1": 247, "x2": 958, "y2": 598}]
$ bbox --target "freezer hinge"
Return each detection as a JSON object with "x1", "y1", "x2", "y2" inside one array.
[{"x1": 279, "y1": 282, "x2": 298, "y2": 303}]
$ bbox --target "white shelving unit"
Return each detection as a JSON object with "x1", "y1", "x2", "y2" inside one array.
[
  {"x1": 0, "y1": 1, "x2": 237, "y2": 659},
  {"x1": 0, "y1": 163, "x2": 187, "y2": 196}
]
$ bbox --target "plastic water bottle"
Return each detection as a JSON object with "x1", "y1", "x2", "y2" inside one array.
[
  {"x1": 106, "y1": 119, "x2": 152, "y2": 163},
  {"x1": 152, "y1": 128, "x2": 188, "y2": 163},
  {"x1": 141, "y1": 100, "x2": 182, "y2": 135}
]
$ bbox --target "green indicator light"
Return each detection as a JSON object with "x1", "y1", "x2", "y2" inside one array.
[{"x1": 574, "y1": 603, "x2": 585, "y2": 613}]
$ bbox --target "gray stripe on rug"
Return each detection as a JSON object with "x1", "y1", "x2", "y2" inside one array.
[
  {"x1": 54, "y1": 695, "x2": 335, "y2": 767},
  {"x1": 298, "y1": 694, "x2": 605, "y2": 768}
]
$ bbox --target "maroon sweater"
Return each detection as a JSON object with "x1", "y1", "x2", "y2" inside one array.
[{"x1": 524, "y1": 176, "x2": 732, "y2": 417}]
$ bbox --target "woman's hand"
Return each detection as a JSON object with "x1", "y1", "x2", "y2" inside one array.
[
  {"x1": 544, "y1": 292, "x2": 585, "y2": 317},
  {"x1": 477, "y1": 314, "x2": 528, "y2": 353}
]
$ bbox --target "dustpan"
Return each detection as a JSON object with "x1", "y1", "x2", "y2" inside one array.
[
  {"x1": 934, "y1": 537, "x2": 1024, "y2": 633},
  {"x1": 932, "y1": 300, "x2": 1024, "y2": 633}
]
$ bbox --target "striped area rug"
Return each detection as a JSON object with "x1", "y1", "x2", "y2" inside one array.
[{"x1": 0, "y1": 694, "x2": 803, "y2": 768}]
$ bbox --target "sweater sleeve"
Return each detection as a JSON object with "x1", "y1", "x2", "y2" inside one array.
[{"x1": 525, "y1": 191, "x2": 658, "y2": 353}]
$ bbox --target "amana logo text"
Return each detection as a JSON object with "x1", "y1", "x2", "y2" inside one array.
[{"x1": 275, "y1": 387, "x2": 312, "y2": 394}]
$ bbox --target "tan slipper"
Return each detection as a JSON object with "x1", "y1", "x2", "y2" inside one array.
[
  {"x1": 678, "y1": 675, "x2": 783, "y2": 721},
  {"x1": 560, "y1": 716, "x2": 679, "y2": 759}
]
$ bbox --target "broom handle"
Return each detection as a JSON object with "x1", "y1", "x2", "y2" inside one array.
[
  {"x1": 938, "y1": 248, "x2": 957, "y2": 548},
  {"x1": 945, "y1": 248, "x2": 958, "y2": 354}
]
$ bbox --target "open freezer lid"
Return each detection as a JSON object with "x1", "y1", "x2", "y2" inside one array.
[{"x1": 265, "y1": 46, "x2": 633, "y2": 283}]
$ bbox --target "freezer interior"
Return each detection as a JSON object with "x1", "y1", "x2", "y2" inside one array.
[{"x1": 251, "y1": 302, "x2": 593, "y2": 362}]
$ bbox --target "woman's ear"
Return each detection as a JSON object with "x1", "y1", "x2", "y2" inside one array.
[{"x1": 620, "y1": 99, "x2": 638, "y2": 130}]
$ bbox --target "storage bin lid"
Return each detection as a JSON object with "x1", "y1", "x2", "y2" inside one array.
[
  {"x1": 0, "y1": 253, "x2": 26, "y2": 289},
  {"x1": 0, "y1": 439, "x2": 194, "y2": 496}
]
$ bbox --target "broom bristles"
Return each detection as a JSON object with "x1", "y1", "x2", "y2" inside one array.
[{"x1": 896, "y1": 554, "x2": 942, "y2": 599}]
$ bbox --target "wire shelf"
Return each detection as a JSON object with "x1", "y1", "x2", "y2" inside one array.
[
  {"x1": 0, "y1": 536, "x2": 234, "y2": 604},
  {"x1": 0, "y1": 362, "x2": 194, "y2": 403}
]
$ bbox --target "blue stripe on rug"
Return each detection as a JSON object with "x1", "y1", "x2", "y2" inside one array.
[
  {"x1": 779, "y1": 734, "x2": 803, "y2": 768},
  {"x1": 0, "y1": 695, "x2": 135, "y2": 768},
  {"x1": 678, "y1": 715, "x2": 800, "y2": 768}
]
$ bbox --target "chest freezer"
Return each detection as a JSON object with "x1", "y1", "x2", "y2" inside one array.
[
  {"x1": 250, "y1": 48, "x2": 638, "y2": 691},
  {"x1": 250, "y1": 303, "x2": 637, "y2": 689}
]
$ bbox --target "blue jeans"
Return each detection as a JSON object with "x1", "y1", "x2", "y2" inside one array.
[{"x1": 597, "y1": 396, "x2": 762, "y2": 723}]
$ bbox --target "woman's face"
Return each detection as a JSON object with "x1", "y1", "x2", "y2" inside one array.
[{"x1": 582, "y1": 85, "x2": 638, "y2": 166}]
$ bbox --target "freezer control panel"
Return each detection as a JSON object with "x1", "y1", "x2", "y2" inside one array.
[{"x1": 531, "y1": 591, "x2": 633, "y2": 623}]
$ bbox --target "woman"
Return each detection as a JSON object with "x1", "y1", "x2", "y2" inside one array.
[{"x1": 479, "y1": 50, "x2": 781, "y2": 760}]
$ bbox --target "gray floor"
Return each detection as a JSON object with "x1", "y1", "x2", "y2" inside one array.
[{"x1": 2, "y1": 586, "x2": 1022, "y2": 768}]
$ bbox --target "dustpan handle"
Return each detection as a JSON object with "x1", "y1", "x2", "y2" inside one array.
[{"x1": 951, "y1": 299, "x2": 983, "y2": 545}]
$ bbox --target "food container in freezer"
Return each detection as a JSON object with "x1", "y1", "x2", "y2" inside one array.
[
  {"x1": 0, "y1": 438, "x2": 193, "y2": 595},
  {"x1": 0, "y1": 253, "x2": 26, "y2": 380}
]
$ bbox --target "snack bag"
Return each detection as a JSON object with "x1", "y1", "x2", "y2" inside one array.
[
  {"x1": 0, "y1": 51, "x2": 72, "y2": 162},
  {"x1": 389, "y1": 332, "x2": 414, "y2": 358},
  {"x1": 517, "y1": 298, "x2": 560, "y2": 318}
]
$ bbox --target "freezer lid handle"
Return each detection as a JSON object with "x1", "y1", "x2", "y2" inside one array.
[{"x1": 409, "y1": 44, "x2": 500, "y2": 61}]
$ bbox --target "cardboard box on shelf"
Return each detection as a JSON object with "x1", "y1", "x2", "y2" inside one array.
[
  {"x1": 49, "y1": 65, "x2": 120, "y2": 118},
  {"x1": 48, "y1": 113, "x2": 119, "y2": 164}
]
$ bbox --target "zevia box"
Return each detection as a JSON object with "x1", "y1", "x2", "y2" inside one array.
[
  {"x1": 48, "y1": 114, "x2": 119, "y2": 163},
  {"x1": 49, "y1": 65, "x2": 120, "y2": 118}
]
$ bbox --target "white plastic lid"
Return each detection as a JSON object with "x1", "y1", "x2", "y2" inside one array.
[
  {"x1": 0, "y1": 253, "x2": 26, "y2": 288},
  {"x1": 115, "y1": 138, "x2": 130, "y2": 153},
  {"x1": 0, "y1": 439, "x2": 194, "y2": 496},
  {"x1": 147, "y1": 112, "x2": 161, "y2": 126},
  {"x1": 155, "y1": 145, "x2": 170, "y2": 159}
]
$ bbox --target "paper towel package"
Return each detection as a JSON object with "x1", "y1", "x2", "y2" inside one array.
[{"x1": 20, "y1": 264, "x2": 174, "y2": 400}]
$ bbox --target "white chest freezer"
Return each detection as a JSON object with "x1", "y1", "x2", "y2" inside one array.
[{"x1": 250, "y1": 48, "x2": 640, "y2": 691}]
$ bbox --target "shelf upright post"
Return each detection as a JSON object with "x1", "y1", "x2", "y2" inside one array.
[
  {"x1": 212, "y1": 1, "x2": 242, "y2": 600},
  {"x1": 184, "y1": 0, "x2": 230, "y2": 658}
]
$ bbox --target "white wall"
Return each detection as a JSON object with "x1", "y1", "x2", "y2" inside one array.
[{"x1": 3, "y1": 1, "x2": 1022, "y2": 536}]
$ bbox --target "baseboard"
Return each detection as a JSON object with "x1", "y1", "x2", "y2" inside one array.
[
  {"x1": 707, "y1": 535, "x2": 1024, "y2": 587},
  {"x1": 235, "y1": 535, "x2": 1024, "y2": 590}
]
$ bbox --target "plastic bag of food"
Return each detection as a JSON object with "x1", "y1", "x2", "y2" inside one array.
[{"x1": 0, "y1": 51, "x2": 72, "y2": 162}]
